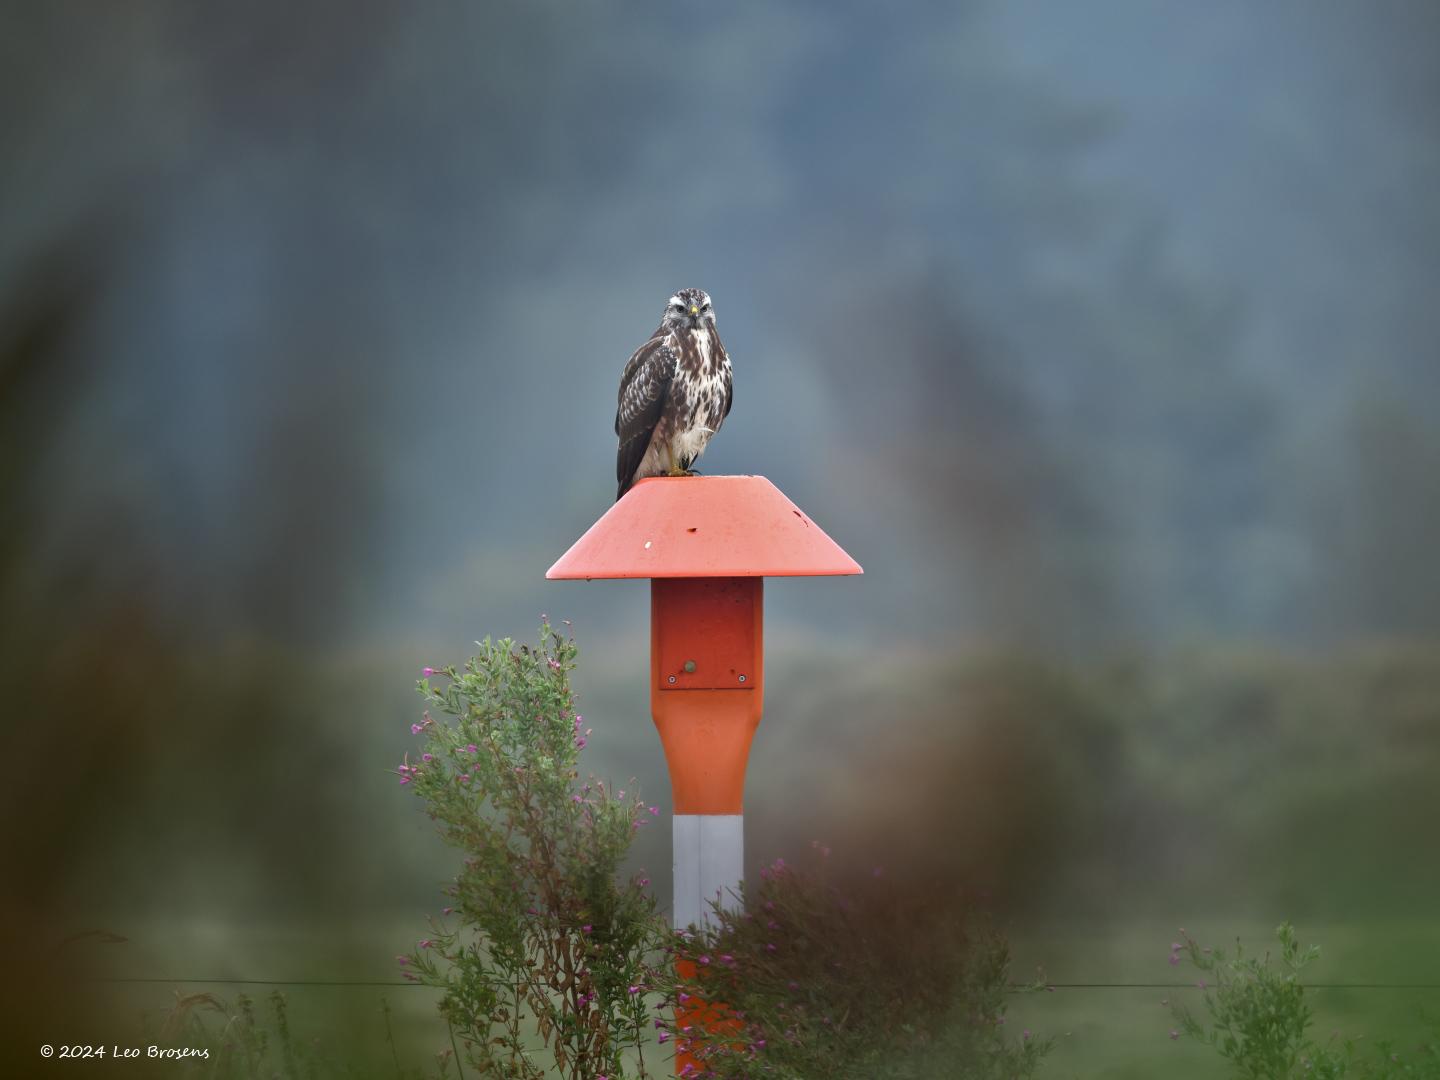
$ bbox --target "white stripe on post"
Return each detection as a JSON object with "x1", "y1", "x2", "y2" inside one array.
[{"x1": 671, "y1": 814, "x2": 743, "y2": 930}]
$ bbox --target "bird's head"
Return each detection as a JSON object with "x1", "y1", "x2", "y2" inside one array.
[{"x1": 663, "y1": 288, "x2": 715, "y2": 331}]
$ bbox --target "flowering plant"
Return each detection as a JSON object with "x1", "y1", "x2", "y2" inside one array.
[
  {"x1": 660, "y1": 849, "x2": 1051, "y2": 1079},
  {"x1": 399, "y1": 623, "x2": 669, "y2": 1080}
]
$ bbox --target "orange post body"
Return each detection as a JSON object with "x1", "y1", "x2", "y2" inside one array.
[
  {"x1": 652, "y1": 578, "x2": 760, "y2": 1073},
  {"x1": 672, "y1": 958, "x2": 744, "y2": 1072},
  {"x1": 651, "y1": 577, "x2": 763, "y2": 814}
]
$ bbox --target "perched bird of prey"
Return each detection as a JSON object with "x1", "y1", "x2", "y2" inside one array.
[{"x1": 614, "y1": 287, "x2": 733, "y2": 500}]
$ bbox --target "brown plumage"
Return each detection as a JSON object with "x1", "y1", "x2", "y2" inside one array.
[{"x1": 614, "y1": 288, "x2": 733, "y2": 500}]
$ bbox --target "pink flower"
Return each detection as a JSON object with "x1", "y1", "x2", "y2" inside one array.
[
  {"x1": 657, "y1": 1031, "x2": 670, "y2": 1044},
  {"x1": 627, "y1": 984, "x2": 640, "y2": 995},
  {"x1": 395, "y1": 956, "x2": 408, "y2": 966},
  {"x1": 422, "y1": 667, "x2": 437, "y2": 677},
  {"x1": 465, "y1": 744, "x2": 478, "y2": 754},
  {"x1": 410, "y1": 723, "x2": 425, "y2": 735},
  {"x1": 422, "y1": 753, "x2": 433, "y2": 762},
  {"x1": 419, "y1": 939, "x2": 432, "y2": 948},
  {"x1": 582, "y1": 924, "x2": 592, "y2": 934},
  {"x1": 648, "y1": 806, "x2": 659, "y2": 816}
]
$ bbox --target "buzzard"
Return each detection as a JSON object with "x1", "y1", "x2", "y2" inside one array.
[{"x1": 614, "y1": 287, "x2": 733, "y2": 500}]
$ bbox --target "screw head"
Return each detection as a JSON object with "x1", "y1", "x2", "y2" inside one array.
[
  {"x1": 738, "y1": 674, "x2": 747, "y2": 683},
  {"x1": 667, "y1": 675, "x2": 677, "y2": 684}
]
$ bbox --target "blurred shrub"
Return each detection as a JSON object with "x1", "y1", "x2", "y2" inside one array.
[
  {"x1": 1170, "y1": 923, "x2": 1440, "y2": 1079},
  {"x1": 666, "y1": 849, "x2": 1051, "y2": 1080},
  {"x1": 756, "y1": 644, "x2": 1440, "y2": 919}
]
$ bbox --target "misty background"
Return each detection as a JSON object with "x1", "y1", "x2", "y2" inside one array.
[{"x1": 3, "y1": 1, "x2": 1438, "y2": 1075}]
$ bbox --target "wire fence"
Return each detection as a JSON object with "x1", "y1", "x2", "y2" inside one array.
[{"x1": 86, "y1": 977, "x2": 1440, "y2": 990}]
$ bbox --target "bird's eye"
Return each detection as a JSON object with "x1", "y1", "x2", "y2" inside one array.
[{"x1": 702, "y1": 302, "x2": 712, "y2": 312}]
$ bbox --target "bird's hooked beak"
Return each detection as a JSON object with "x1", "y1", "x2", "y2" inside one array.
[{"x1": 688, "y1": 304, "x2": 699, "y2": 316}]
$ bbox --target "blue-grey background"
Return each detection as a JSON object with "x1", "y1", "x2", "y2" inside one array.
[{"x1": 3, "y1": 1, "x2": 1438, "y2": 1074}]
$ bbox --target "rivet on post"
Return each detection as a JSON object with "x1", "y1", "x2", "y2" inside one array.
[{"x1": 684, "y1": 660, "x2": 697, "y2": 673}]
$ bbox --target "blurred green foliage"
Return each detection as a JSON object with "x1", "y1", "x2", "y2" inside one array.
[{"x1": 1171, "y1": 924, "x2": 1440, "y2": 1079}]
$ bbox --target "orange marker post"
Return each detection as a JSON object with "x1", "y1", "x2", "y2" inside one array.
[{"x1": 547, "y1": 475, "x2": 861, "y2": 1073}]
